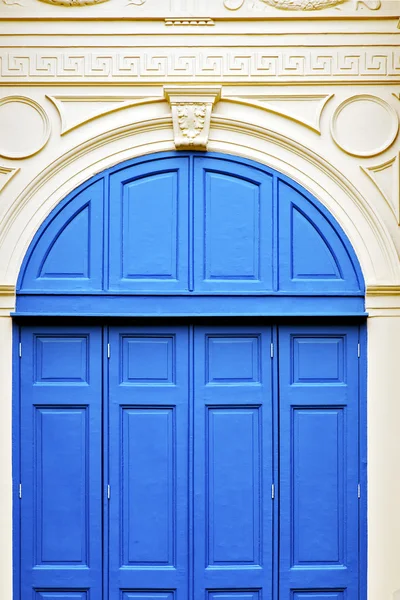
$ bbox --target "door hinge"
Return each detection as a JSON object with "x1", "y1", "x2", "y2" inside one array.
[
  {"x1": 357, "y1": 343, "x2": 360, "y2": 358},
  {"x1": 358, "y1": 483, "x2": 361, "y2": 499},
  {"x1": 270, "y1": 343, "x2": 274, "y2": 359},
  {"x1": 107, "y1": 343, "x2": 110, "y2": 359},
  {"x1": 18, "y1": 342, "x2": 22, "y2": 358},
  {"x1": 19, "y1": 483, "x2": 22, "y2": 499},
  {"x1": 107, "y1": 484, "x2": 111, "y2": 500},
  {"x1": 271, "y1": 483, "x2": 275, "y2": 499}
]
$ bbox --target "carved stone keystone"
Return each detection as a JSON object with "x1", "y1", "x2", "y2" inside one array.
[{"x1": 164, "y1": 86, "x2": 221, "y2": 150}]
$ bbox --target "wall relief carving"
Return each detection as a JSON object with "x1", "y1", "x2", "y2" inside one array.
[
  {"x1": 176, "y1": 103, "x2": 207, "y2": 145},
  {"x1": 224, "y1": 0, "x2": 381, "y2": 9},
  {"x1": 37, "y1": 0, "x2": 109, "y2": 5},
  {"x1": 164, "y1": 86, "x2": 221, "y2": 150}
]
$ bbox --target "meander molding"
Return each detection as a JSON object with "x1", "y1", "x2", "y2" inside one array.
[
  {"x1": 164, "y1": 86, "x2": 221, "y2": 150},
  {"x1": 1, "y1": 47, "x2": 399, "y2": 83}
]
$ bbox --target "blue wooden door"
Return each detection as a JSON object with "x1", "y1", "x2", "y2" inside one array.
[
  {"x1": 278, "y1": 325, "x2": 360, "y2": 600},
  {"x1": 20, "y1": 325, "x2": 103, "y2": 600},
  {"x1": 193, "y1": 325, "x2": 274, "y2": 600},
  {"x1": 19, "y1": 322, "x2": 361, "y2": 600},
  {"x1": 107, "y1": 325, "x2": 190, "y2": 600}
]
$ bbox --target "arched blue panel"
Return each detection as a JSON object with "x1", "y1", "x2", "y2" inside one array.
[
  {"x1": 17, "y1": 152, "x2": 364, "y2": 316},
  {"x1": 108, "y1": 156, "x2": 189, "y2": 292},
  {"x1": 193, "y1": 156, "x2": 273, "y2": 292},
  {"x1": 20, "y1": 178, "x2": 104, "y2": 292},
  {"x1": 277, "y1": 179, "x2": 361, "y2": 292}
]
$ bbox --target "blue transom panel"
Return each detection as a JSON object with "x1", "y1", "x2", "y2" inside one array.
[{"x1": 16, "y1": 152, "x2": 365, "y2": 316}]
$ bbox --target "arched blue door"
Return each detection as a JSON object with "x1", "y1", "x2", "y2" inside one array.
[{"x1": 15, "y1": 153, "x2": 365, "y2": 600}]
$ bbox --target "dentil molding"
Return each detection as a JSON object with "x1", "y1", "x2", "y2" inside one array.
[{"x1": 164, "y1": 86, "x2": 221, "y2": 150}]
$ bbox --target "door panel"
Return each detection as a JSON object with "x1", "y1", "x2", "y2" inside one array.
[
  {"x1": 108, "y1": 157, "x2": 190, "y2": 292},
  {"x1": 20, "y1": 326, "x2": 103, "y2": 599},
  {"x1": 193, "y1": 157, "x2": 274, "y2": 292},
  {"x1": 193, "y1": 326, "x2": 274, "y2": 597},
  {"x1": 278, "y1": 326, "x2": 359, "y2": 598},
  {"x1": 107, "y1": 326, "x2": 189, "y2": 597}
]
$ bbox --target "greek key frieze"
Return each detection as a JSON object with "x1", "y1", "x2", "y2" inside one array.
[{"x1": 1, "y1": 48, "x2": 399, "y2": 81}]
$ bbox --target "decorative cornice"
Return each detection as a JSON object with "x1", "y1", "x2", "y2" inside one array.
[
  {"x1": 0, "y1": 285, "x2": 15, "y2": 296},
  {"x1": 164, "y1": 86, "x2": 221, "y2": 150},
  {"x1": 0, "y1": 285, "x2": 16, "y2": 315},
  {"x1": 366, "y1": 285, "x2": 400, "y2": 296}
]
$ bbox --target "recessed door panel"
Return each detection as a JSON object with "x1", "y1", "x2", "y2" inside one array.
[
  {"x1": 20, "y1": 326, "x2": 103, "y2": 598},
  {"x1": 109, "y1": 157, "x2": 189, "y2": 292},
  {"x1": 193, "y1": 157, "x2": 274, "y2": 292},
  {"x1": 278, "y1": 326, "x2": 359, "y2": 598},
  {"x1": 108, "y1": 326, "x2": 189, "y2": 596},
  {"x1": 193, "y1": 326, "x2": 274, "y2": 595}
]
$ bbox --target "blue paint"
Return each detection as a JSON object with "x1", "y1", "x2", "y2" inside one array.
[
  {"x1": 15, "y1": 292, "x2": 366, "y2": 317},
  {"x1": 193, "y1": 325, "x2": 274, "y2": 595},
  {"x1": 108, "y1": 326, "x2": 190, "y2": 596},
  {"x1": 19, "y1": 326, "x2": 103, "y2": 599},
  {"x1": 15, "y1": 152, "x2": 366, "y2": 600},
  {"x1": 20, "y1": 179, "x2": 104, "y2": 292},
  {"x1": 17, "y1": 152, "x2": 364, "y2": 315},
  {"x1": 18, "y1": 324, "x2": 363, "y2": 600},
  {"x1": 278, "y1": 325, "x2": 360, "y2": 598},
  {"x1": 108, "y1": 156, "x2": 190, "y2": 291}
]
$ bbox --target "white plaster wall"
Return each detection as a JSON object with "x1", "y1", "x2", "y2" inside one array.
[{"x1": 0, "y1": 6, "x2": 400, "y2": 600}]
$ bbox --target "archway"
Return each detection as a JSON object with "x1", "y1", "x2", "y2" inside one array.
[{"x1": 14, "y1": 152, "x2": 366, "y2": 600}]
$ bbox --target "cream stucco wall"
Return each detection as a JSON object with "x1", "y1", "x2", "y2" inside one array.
[{"x1": 1, "y1": 3, "x2": 400, "y2": 599}]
